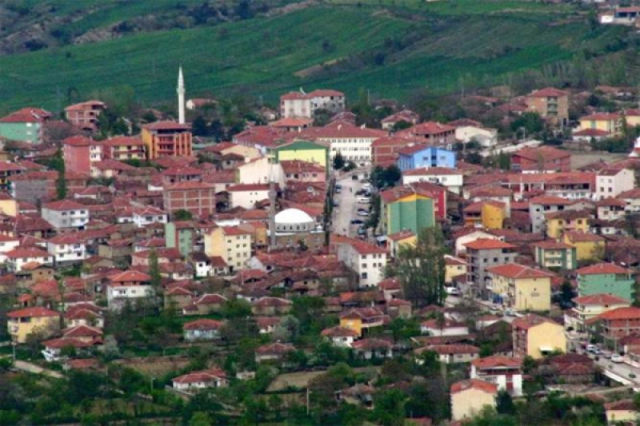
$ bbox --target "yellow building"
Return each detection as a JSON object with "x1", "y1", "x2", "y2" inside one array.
[
  {"x1": 0, "y1": 193, "x2": 17, "y2": 217},
  {"x1": 7, "y1": 307, "x2": 60, "y2": 343},
  {"x1": 605, "y1": 400, "x2": 639, "y2": 424},
  {"x1": 545, "y1": 210, "x2": 590, "y2": 239},
  {"x1": 567, "y1": 294, "x2": 630, "y2": 332},
  {"x1": 577, "y1": 112, "x2": 622, "y2": 136},
  {"x1": 487, "y1": 263, "x2": 552, "y2": 312},
  {"x1": 445, "y1": 255, "x2": 467, "y2": 284},
  {"x1": 386, "y1": 230, "x2": 416, "y2": 258},
  {"x1": 450, "y1": 379, "x2": 497, "y2": 421},
  {"x1": 513, "y1": 314, "x2": 566, "y2": 359},
  {"x1": 340, "y1": 315, "x2": 363, "y2": 336},
  {"x1": 463, "y1": 201, "x2": 506, "y2": 230},
  {"x1": 563, "y1": 231, "x2": 605, "y2": 261},
  {"x1": 204, "y1": 226, "x2": 252, "y2": 272},
  {"x1": 274, "y1": 140, "x2": 329, "y2": 171},
  {"x1": 339, "y1": 308, "x2": 385, "y2": 337}
]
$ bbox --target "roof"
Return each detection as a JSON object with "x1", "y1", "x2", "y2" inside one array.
[
  {"x1": 275, "y1": 208, "x2": 314, "y2": 225},
  {"x1": 399, "y1": 121, "x2": 455, "y2": 136},
  {"x1": 419, "y1": 344, "x2": 479, "y2": 355},
  {"x1": 183, "y1": 319, "x2": 224, "y2": 331},
  {"x1": 564, "y1": 231, "x2": 605, "y2": 243},
  {"x1": 0, "y1": 107, "x2": 51, "y2": 123},
  {"x1": 596, "y1": 306, "x2": 640, "y2": 321},
  {"x1": 402, "y1": 167, "x2": 461, "y2": 176},
  {"x1": 321, "y1": 326, "x2": 359, "y2": 338},
  {"x1": 487, "y1": 263, "x2": 553, "y2": 280},
  {"x1": 529, "y1": 195, "x2": 572, "y2": 205},
  {"x1": 143, "y1": 120, "x2": 191, "y2": 131},
  {"x1": 109, "y1": 270, "x2": 151, "y2": 283},
  {"x1": 464, "y1": 238, "x2": 516, "y2": 250},
  {"x1": 512, "y1": 314, "x2": 559, "y2": 330},
  {"x1": 43, "y1": 199, "x2": 85, "y2": 211},
  {"x1": 604, "y1": 399, "x2": 636, "y2": 411},
  {"x1": 513, "y1": 146, "x2": 570, "y2": 162},
  {"x1": 528, "y1": 87, "x2": 568, "y2": 98},
  {"x1": 576, "y1": 262, "x2": 630, "y2": 275},
  {"x1": 104, "y1": 136, "x2": 144, "y2": 147},
  {"x1": 7, "y1": 306, "x2": 58, "y2": 318},
  {"x1": 172, "y1": 368, "x2": 226, "y2": 384},
  {"x1": 63, "y1": 135, "x2": 92, "y2": 147},
  {"x1": 227, "y1": 183, "x2": 270, "y2": 192},
  {"x1": 471, "y1": 355, "x2": 522, "y2": 369},
  {"x1": 572, "y1": 293, "x2": 629, "y2": 306},
  {"x1": 580, "y1": 112, "x2": 621, "y2": 121},
  {"x1": 450, "y1": 379, "x2": 497, "y2": 394},
  {"x1": 533, "y1": 240, "x2": 572, "y2": 250}
]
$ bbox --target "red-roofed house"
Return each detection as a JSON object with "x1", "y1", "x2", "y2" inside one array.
[
  {"x1": 280, "y1": 89, "x2": 345, "y2": 118},
  {"x1": 471, "y1": 356, "x2": 523, "y2": 396},
  {"x1": 103, "y1": 136, "x2": 145, "y2": 161},
  {"x1": 487, "y1": 263, "x2": 553, "y2": 312},
  {"x1": 321, "y1": 326, "x2": 359, "y2": 347},
  {"x1": 141, "y1": 121, "x2": 192, "y2": 159},
  {"x1": 0, "y1": 107, "x2": 51, "y2": 143},
  {"x1": 335, "y1": 237, "x2": 387, "y2": 288},
  {"x1": 464, "y1": 239, "x2": 517, "y2": 294},
  {"x1": 512, "y1": 314, "x2": 566, "y2": 359},
  {"x1": 163, "y1": 181, "x2": 216, "y2": 218},
  {"x1": 5, "y1": 247, "x2": 53, "y2": 272},
  {"x1": 566, "y1": 293, "x2": 630, "y2": 332},
  {"x1": 63, "y1": 135, "x2": 102, "y2": 175},
  {"x1": 64, "y1": 100, "x2": 106, "y2": 132},
  {"x1": 396, "y1": 122, "x2": 456, "y2": 148},
  {"x1": 511, "y1": 146, "x2": 571, "y2": 173},
  {"x1": 591, "y1": 307, "x2": 640, "y2": 344},
  {"x1": 41, "y1": 199, "x2": 89, "y2": 230},
  {"x1": 183, "y1": 319, "x2": 224, "y2": 341},
  {"x1": 576, "y1": 262, "x2": 634, "y2": 303},
  {"x1": 525, "y1": 87, "x2": 569, "y2": 127},
  {"x1": 204, "y1": 226, "x2": 252, "y2": 271},
  {"x1": 450, "y1": 379, "x2": 497, "y2": 421},
  {"x1": 106, "y1": 270, "x2": 154, "y2": 311},
  {"x1": 7, "y1": 306, "x2": 59, "y2": 343},
  {"x1": 172, "y1": 368, "x2": 227, "y2": 391}
]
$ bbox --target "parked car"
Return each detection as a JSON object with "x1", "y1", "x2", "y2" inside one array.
[
  {"x1": 611, "y1": 354, "x2": 624, "y2": 363},
  {"x1": 351, "y1": 219, "x2": 364, "y2": 225},
  {"x1": 445, "y1": 287, "x2": 461, "y2": 296},
  {"x1": 357, "y1": 211, "x2": 369, "y2": 217},
  {"x1": 586, "y1": 344, "x2": 597, "y2": 353},
  {"x1": 357, "y1": 197, "x2": 370, "y2": 204},
  {"x1": 357, "y1": 227, "x2": 367, "y2": 236}
]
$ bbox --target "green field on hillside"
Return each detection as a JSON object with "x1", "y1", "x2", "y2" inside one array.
[{"x1": 0, "y1": 2, "x2": 629, "y2": 113}]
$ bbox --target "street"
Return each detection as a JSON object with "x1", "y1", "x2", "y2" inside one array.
[{"x1": 332, "y1": 172, "x2": 366, "y2": 238}]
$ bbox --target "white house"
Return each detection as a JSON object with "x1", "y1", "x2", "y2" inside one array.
[
  {"x1": 402, "y1": 167, "x2": 464, "y2": 194},
  {"x1": 321, "y1": 326, "x2": 359, "y2": 348},
  {"x1": 471, "y1": 356, "x2": 523, "y2": 396},
  {"x1": 336, "y1": 239, "x2": 387, "y2": 288},
  {"x1": 41, "y1": 200, "x2": 89, "y2": 230},
  {"x1": 4, "y1": 247, "x2": 54, "y2": 272},
  {"x1": 595, "y1": 167, "x2": 634, "y2": 201},
  {"x1": 455, "y1": 125, "x2": 498, "y2": 149},
  {"x1": 236, "y1": 156, "x2": 285, "y2": 187},
  {"x1": 420, "y1": 319, "x2": 469, "y2": 336},
  {"x1": 0, "y1": 234, "x2": 20, "y2": 256},
  {"x1": 46, "y1": 234, "x2": 87, "y2": 264},
  {"x1": 280, "y1": 89, "x2": 346, "y2": 118},
  {"x1": 227, "y1": 183, "x2": 271, "y2": 209},
  {"x1": 183, "y1": 319, "x2": 224, "y2": 341},
  {"x1": 172, "y1": 368, "x2": 228, "y2": 392},
  {"x1": 106, "y1": 271, "x2": 154, "y2": 311},
  {"x1": 132, "y1": 205, "x2": 168, "y2": 228},
  {"x1": 455, "y1": 230, "x2": 500, "y2": 255}
]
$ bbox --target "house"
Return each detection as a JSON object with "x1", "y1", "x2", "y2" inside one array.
[
  {"x1": 46, "y1": 233, "x2": 87, "y2": 265},
  {"x1": 511, "y1": 146, "x2": 571, "y2": 173},
  {"x1": 402, "y1": 167, "x2": 463, "y2": 194},
  {"x1": 172, "y1": 368, "x2": 228, "y2": 392},
  {"x1": 525, "y1": 87, "x2": 569, "y2": 127},
  {"x1": 380, "y1": 182, "x2": 447, "y2": 234},
  {"x1": 0, "y1": 107, "x2": 51, "y2": 143},
  {"x1": 595, "y1": 167, "x2": 634, "y2": 201},
  {"x1": 227, "y1": 183, "x2": 271, "y2": 210},
  {"x1": 236, "y1": 156, "x2": 285, "y2": 186},
  {"x1": 371, "y1": 136, "x2": 414, "y2": 167},
  {"x1": 164, "y1": 221, "x2": 195, "y2": 257},
  {"x1": 445, "y1": 255, "x2": 467, "y2": 284},
  {"x1": 471, "y1": 355, "x2": 523, "y2": 396},
  {"x1": 204, "y1": 226, "x2": 252, "y2": 272},
  {"x1": 545, "y1": 353, "x2": 595, "y2": 384},
  {"x1": 577, "y1": 112, "x2": 622, "y2": 137},
  {"x1": 192, "y1": 253, "x2": 229, "y2": 278},
  {"x1": 255, "y1": 342, "x2": 295, "y2": 362},
  {"x1": 183, "y1": 319, "x2": 224, "y2": 341},
  {"x1": 106, "y1": 270, "x2": 154, "y2": 311},
  {"x1": 387, "y1": 230, "x2": 416, "y2": 258},
  {"x1": 381, "y1": 109, "x2": 419, "y2": 130},
  {"x1": 487, "y1": 263, "x2": 553, "y2": 312},
  {"x1": 450, "y1": 379, "x2": 497, "y2": 422},
  {"x1": 453, "y1": 124, "x2": 498, "y2": 149},
  {"x1": 463, "y1": 201, "x2": 507, "y2": 230},
  {"x1": 252, "y1": 296, "x2": 292, "y2": 316},
  {"x1": 596, "y1": 198, "x2": 626, "y2": 224},
  {"x1": 339, "y1": 307, "x2": 387, "y2": 336},
  {"x1": 396, "y1": 145, "x2": 456, "y2": 171},
  {"x1": 280, "y1": 160, "x2": 325, "y2": 183},
  {"x1": 270, "y1": 117, "x2": 313, "y2": 132},
  {"x1": 5, "y1": 247, "x2": 54, "y2": 272},
  {"x1": 63, "y1": 136, "x2": 102, "y2": 175},
  {"x1": 163, "y1": 182, "x2": 216, "y2": 218},
  {"x1": 141, "y1": 121, "x2": 192, "y2": 159},
  {"x1": 464, "y1": 239, "x2": 518, "y2": 294},
  {"x1": 416, "y1": 344, "x2": 479, "y2": 364},
  {"x1": 604, "y1": 400, "x2": 639, "y2": 425},
  {"x1": 274, "y1": 140, "x2": 329, "y2": 171},
  {"x1": 182, "y1": 293, "x2": 228, "y2": 315},
  {"x1": 335, "y1": 238, "x2": 387, "y2": 288},
  {"x1": 544, "y1": 210, "x2": 590, "y2": 239},
  {"x1": 454, "y1": 229, "x2": 499, "y2": 255},
  {"x1": 576, "y1": 263, "x2": 634, "y2": 302},
  {"x1": 321, "y1": 326, "x2": 359, "y2": 348},
  {"x1": 41, "y1": 200, "x2": 89, "y2": 230},
  {"x1": 396, "y1": 122, "x2": 456, "y2": 149},
  {"x1": 165, "y1": 286, "x2": 193, "y2": 310},
  {"x1": 41, "y1": 337, "x2": 93, "y2": 362},
  {"x1": 102, "y1": 136, "x2": 146, "y2": 161},
  {"x1": 565, "y1": 294, "x2": 630, "y2": 332},
  {"x1": 420, "y1": 319, "x2": 469, "y2": 336},
  {"x1": 529, "y1": 196, "x2": 572, "y2": 234},
  {"x1": 592, "y1": 307, "x2": 640, "y2": 346},
  {"x1": 64, "y1": 100, "x2": 106, "y2": 132},
  {"x1": 532, "y1": 240, "x2": 577, "y2": 270},
  {"x1": 352, "y1": 338, "x2": 393, "y2": 359},
  {"x1": 7, "y1": 307, "x2": 59, "y2": 343},
  {"x1": 563, "y1": 231, "x2": 605, "y2": 261},
  {"x1": 280, "y1": 89, "x2": 345, "y2": 118},
  {"x1": 512, "y1": 314, "x2": 566, "y2": 359}
]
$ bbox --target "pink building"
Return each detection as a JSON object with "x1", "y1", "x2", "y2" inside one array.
[{"x1": 64, "y1": 100, "x2": 106, "y2": 132}]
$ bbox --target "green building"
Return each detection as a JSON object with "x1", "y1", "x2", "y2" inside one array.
[
  {"x1": 576, "y1": 262, "x2": 635, "y2": 302},
  {"x1": 532, "y1": 240, "x2": 577, "y2": 270},
  {"x1": 380, "y1": 189, "x2": 435, "y2": 235},
  {"x1": 0, "y1": 107, "x2": 51, "y2": 144},
  {"x1": 165, "y1": 222, "x2": 195, "y2": 257}
]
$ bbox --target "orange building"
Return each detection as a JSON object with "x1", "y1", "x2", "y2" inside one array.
[{"x1": 141, "y1": 121, "x2": 192, "y2": 159}]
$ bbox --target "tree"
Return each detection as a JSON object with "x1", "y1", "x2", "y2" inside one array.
[
  {"x1": 496, "y1": 390, "x2": 515, "y2": 415},
  {"x1": 189, "y1": 411, "x2": 213, "y2": 426},
  {"x1": 148, "y1": 250, "x2": 162, "y2": 306},
  {"x1": 392, "y1": 227, "x2": 446, "y2": 307},
  {"x1": 192, "y1": 116, "x2": 209, "y2": 137},
  {"x1": 333, "y1": 152, "x2": 345, "y2": 170},
  {"x1": 372, "y1": 389, "x2": 407, "y2": 426},
  {"x1": 173, "y1": 209, "x2": 193, "y2": 221},
  {"x1": 383, "y1": 165, "x2": 401, "y2": 187}
]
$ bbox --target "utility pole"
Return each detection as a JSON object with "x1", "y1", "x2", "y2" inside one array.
[{"x1": 306, "y1": 386, "x2": 310, "y2": 415}]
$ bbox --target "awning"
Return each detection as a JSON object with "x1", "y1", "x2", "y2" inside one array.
[{"x1": 539, "y1": 346, "x2": 553, "y2": 352}]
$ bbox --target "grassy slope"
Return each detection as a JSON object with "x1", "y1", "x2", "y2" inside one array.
[{"x1": 0, "y1": 1, "x2": 628, "y2": 112}]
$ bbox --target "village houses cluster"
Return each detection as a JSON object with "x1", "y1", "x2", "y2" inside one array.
[{"x1": 6, "y1": 70, "x2": 640, "y2": 424}]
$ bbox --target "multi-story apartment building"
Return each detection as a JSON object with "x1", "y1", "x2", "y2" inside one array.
[
  {"x1": 525, "y1": 87, "x2": 569, "y2": 127},
  {"x1": 64, "y1": 100, "x2": 106, "y2": 132},
  {"x1": 163, "y1": 181, "x2": 216, "y2": 218},
  {"x1": 336, "y1": 238, "x2": 387, "y2": 288},
  {"x1": 204, "y1": 226, "x2": 252, "y2": 272},
  {"x1": 280, "y1": 89, "x2": 345, "y2": 118},
  {"x1": 103, "y1": 136, "x2": 145, "y2": 161},
  {"x1": 141, "y1": 121, "x2": 192, "y2": 159},
  {"x1": 41, "y1": 200, "x2": 90, "y2": 230},
  {"x1": 464, "y1": 239, "x2": 517, "y2": 297}
]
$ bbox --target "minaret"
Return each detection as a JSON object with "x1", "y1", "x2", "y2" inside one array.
[{"x1": 177, "y1": 66, "x2": 185, "y2": 124}]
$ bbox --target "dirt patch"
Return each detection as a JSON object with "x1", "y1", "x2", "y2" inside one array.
[
  {"x1": 267, "y1": 366, "x2": 379, "y2": 391},
  {"x1": 294, "y1": 58, "x2": 342, "y2": 78},
  {"x1": 568, "y1": 150, "x2": 627, "y2": 170},
  {"x1": 116, "y1": 356, "x2": 190, "y2": 377}
]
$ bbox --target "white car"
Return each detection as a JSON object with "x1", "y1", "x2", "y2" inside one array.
[
  {"x1": 611, "y1": 354, "x2": 624, "y2": 363},
  {"x1": 445, "y1": 287, "x2": 461, "y2": 296}
]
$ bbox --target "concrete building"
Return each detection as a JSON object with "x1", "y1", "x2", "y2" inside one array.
[
  {"x1": 336, "y1": 238, "x2": 387, "y2": 288},
  {"x1": 511, "y1": 146, "x2": 571, "y2": 173},
  {"x1": 464, "y1": 239, "x2": 517, "y2": 294},
  {"x1": 274, "y1": 139, "x2": 329, "y2": 171},
  {"x1": 7, "y1": 307, "x2": 59, "y2": 343},
  {"x1": 0, "y1": 107, "x2": 51, "y2": 143},
  {"x1": 102, "y1": 136, "x2": 145, "y2": 161},
  {"x1": 471, "y1": 356, "x2": 523, "y2": 396},
  {"x1": 141, "y1": 121, "x2": 192, "y2": 159},
  {"x1": 576, "y1": 263, "x2": 635, "y2": 302},
  {"x1": 270, "y1": 208, "x2": 324, "y2": 250},
  {"x1": 227, "y1": 183, "x2": 270, "y2": 210},
  {"x1": 487, "y1": 263, "x2": 553, "y2": 312},
  {"x1": 64, "y1": 100, "x2": 106, "y2": 132},
  {"x1": 565, "y1": 294, "x2": 630, "y2": 332},
  {"x1": 396, "y1": 145, "x2": 456, "y2": 171},
  {"x1": 525, "y1": 87, "x2": 569, "y2": 127},
  {"x1": 41, "y1": 200, "x2": 89, "y2": 230},
  {"x1": 204, "y1": 226, "x2": 252, "y2": 272},
  {"x1": 396, "y1": 122, "x2": 456, "y2": 149},
  {"x1": 163, "y1": 181, "x2": 216, "y2": 218},
  {"x1": 450, "y1": 379, "x2": 497, "y2": 422},
  {"x1": 4, "y1": 247, "x2": 54, "y2": 272},
  {"x1": 280, "y1": 89, "x2": 345, "y2": 118},
  {"x1": 595, "y1": 167, "x2": 634, "y2": 200},
  {"x1": 532, "y1": 240, "x2": 577, "y2": 270},
  {"x1": 46, "y1": 233, "x2": 87, "y2": 265},
  {"x1": 106, "y1": 270, "x2": 154, "y2": 311},
  {"x1": 529, "y1": 195, "x2": 572, "y2": 234},
  {"x1": 165, "y1": 221, "x2": 196, "y2": 257},
  {"x1": 512, "y1": 314, "x2": 566, "y2": 359}
]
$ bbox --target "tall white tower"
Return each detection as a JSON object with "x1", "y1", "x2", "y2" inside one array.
[{"x1": 177, "y1": 66, "x2": 185, "y2": 124}]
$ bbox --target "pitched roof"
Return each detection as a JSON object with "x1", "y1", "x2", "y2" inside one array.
[
  {"x1": 172, "y1": 368, "x2": 226, "y2": 384},
  {"x1": 596, "y1": 306, "x2": 640, "y2": 321},
  {"x1": 487, "y1": 263, "x2": 553, "y2": 280},
  {"x1": 564, "y1": 230, "x2": 605, "y2": 243},
  {"x1": 109, "y1": 270, "x2": 151, "y2": 283},
  {"x1": 7, "y1": 306, "x2": 58, "y2": 318},
  {"x1": 43, "y1": 199, "x2": 86, "y2": 211},
  {"x1": 513, "y1": 146, "x2": 570, "y2": 161},
  {"x1": 450, "y1": 379, "x2": 497, "y2": 394},
  {"x1": 471, "y1": 355, "x2": 522, "y2": 369},
  {"x1": 572, "y1": 293, "x2": 629, "y2": 306},
  {"x1": 576, "y1": 262, "x2": 629, "y2": 275},
  {"x1": 464, "y1": 238, "x2": 516, "y2": 250},
  {"x1": 321, "y1": 326, "x2": 359, "y2": 338},
  {"x1": 532, "y1": 240, "x2": 572, "y2": 250},
  {"x1": 512, "y1": 314, "x2": 559, "y2": 330},
  {"x1": 528, "y1": 87, "x2": 568, "y2": 98},
  {"x1": 143, "y1": 120, "x2": 191, "y2": 131},
  {"x1": 0, "y1": 107, "x2": 51, "y2": 123},
  {"x1": 183, "y1": 319, "x2": 224, "y2": 330}
]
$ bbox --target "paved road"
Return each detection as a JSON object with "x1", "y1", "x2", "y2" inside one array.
[{"x1": 332, "y1": 173, "x2": 365, "y2": 237}]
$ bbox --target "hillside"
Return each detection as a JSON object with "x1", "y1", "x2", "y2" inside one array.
[{"x1": 0, "y1": 0, "x2": 632, "y2": 112}]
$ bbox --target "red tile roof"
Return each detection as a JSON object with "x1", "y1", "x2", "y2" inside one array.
[
  {"x1": 43, "y1": 199, "x2": 85, "y2": 211},
  {"x1": 7, "y1": 306, "x2": 58, "y2": 318},
  {"x1": 104, "y1": 136, "x2": 144, "y2": 147},
  {"x1": 143, "y1": 120, "x2": 191, "y2": 131},
  {"x1": 596, "y1": 306, "x2": 640, "y2": 321},
  {"x1": 528, "y1": 87, "x2": 568, "y2": 98},
  {"x1": 321, "y1": 326, "x2": 359, "y2": 338},
  {"x1": 533, "y1": 240, "x2": 573, "y2": 250},
  {"x1": 572, "y1": 293, "x2": 629, "y2": 306},
  {"x1": 471, "y1": 355, "x2": 522, "y2": 369},
  {"x1": 63, "y1": 135, "x2": 92, "y2": 147},
  {"x1": 513, "y1": 145, "x2": 571, "y2": 161},
  {"x1": 172, "y1": 368, "x2": 226, "y2": 384},
  {"x1": 0, "y1": 107, "x2": 51, "y2": 123},
  {"x1": 512, "y1": 314, "x2": 559, "y2": 330},
  {"x1": 183, "y1": 319, "x2": 224, "y2": 330},
  {"x1": 450, "y1": 379, "x2": 497, "y2": 394},
  {"x1": 464, "y1": 238, "x2": 516, "y2": 250},
  {"x1": 109, "y1": 270, "x2": 151, "y2": 283},
  {"x1": 487, "y1": 263, "x2": 553, "y2": 279},
  {"x1": 576, "y1": 262, "x2": 630, "y2": 275},
  {"x1": 564, "y1": 231, "x2": 605, "y2": 243}
]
